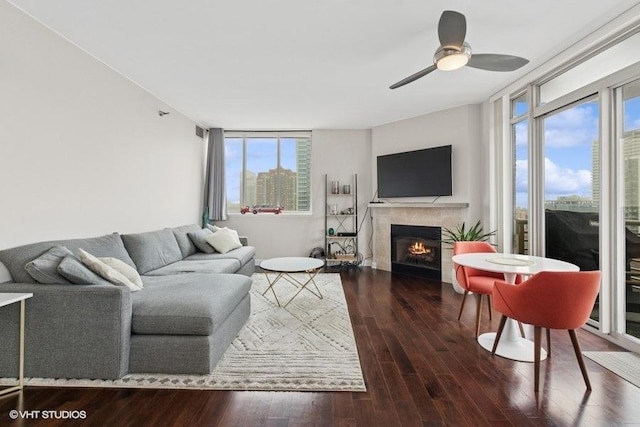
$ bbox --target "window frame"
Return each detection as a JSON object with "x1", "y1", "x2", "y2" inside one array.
[
  {"x1": 224, "y1": 131, "x2": 312, "y2": 215},
  {"x1": 496, "y1": 52, "x2": 640, "y2": 351}
]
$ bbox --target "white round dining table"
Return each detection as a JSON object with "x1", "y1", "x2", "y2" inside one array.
[{"x1": 451, "y1": 253, "x2": 579, "y2": 362}]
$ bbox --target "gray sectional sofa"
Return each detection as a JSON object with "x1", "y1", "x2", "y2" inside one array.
[{"x1": 0, "y1": 224, "x2": 255, "y2": 380}]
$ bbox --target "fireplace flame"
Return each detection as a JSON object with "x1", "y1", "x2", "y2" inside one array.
[{"x1": 408, "y1": 241, "x2": 431, "y2": 256}]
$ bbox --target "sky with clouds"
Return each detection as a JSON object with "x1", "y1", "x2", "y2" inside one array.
[{"x1": 515, "y1": 95, "x2": 640, "y2": 208}]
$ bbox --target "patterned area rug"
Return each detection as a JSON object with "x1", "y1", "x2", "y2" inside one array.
[
  {"x1": 583, "y1": 351, "x2": 640, "y2": 388},
  {"x1": 3, "y1": 273, "x2": 366, "y2": 392}
]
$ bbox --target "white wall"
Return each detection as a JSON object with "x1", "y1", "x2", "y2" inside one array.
[
  {"x1": 371, "y1": 104, "x2": 485, "y2": 221},
  {"x1": 0, "y1": 2, "x2": 204, "y2": 249},
  {"x1": 219, "y1": 129, "x2": 372, "y2": 261}
]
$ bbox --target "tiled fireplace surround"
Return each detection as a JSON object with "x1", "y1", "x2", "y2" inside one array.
[{"x1": 371, "y1": 204, "x2": 467, "y2": 283}]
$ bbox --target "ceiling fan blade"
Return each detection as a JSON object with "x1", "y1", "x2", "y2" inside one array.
[
  {"x1": 467, "y1": 54, "x2": 529, "y2": 71},
  {"x1": 389, "y1": 65, "x2": 438, "y2": 89},
  {"x1": 438, "y1": 10, "x2": 466, "y2": 49}
]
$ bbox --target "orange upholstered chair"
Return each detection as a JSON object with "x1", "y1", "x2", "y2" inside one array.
[
  {"x1": 491, "y1": 270, "x2": 601, "y2": 392},
  {"x1": 454, "y1": 241, "x2": 506, "y2": 337}
]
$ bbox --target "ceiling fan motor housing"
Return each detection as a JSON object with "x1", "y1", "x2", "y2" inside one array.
[{"x1": 434, "y1": 42, "x2": 472, "y2": 71}]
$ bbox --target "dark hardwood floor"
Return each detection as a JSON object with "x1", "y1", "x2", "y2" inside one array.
[{"x1": 2, "y1": 268, "x2": 639, "y2": 426}]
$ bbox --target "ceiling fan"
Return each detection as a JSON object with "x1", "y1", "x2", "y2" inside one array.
[{"x1": 390, "y1": 10, "x2": 529, "y2": 89}]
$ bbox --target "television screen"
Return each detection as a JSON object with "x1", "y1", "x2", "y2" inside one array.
[{"x1": 377, "y1": 145, "x2": 452, "y2": 198}]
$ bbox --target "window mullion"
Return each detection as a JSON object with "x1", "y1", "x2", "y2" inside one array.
[
  {"x1": 242, "y1": 137, "x2": 247, "y2": 207},
  {"x1": 276, "y1": 137, "x2": 281, "y2": 208}
]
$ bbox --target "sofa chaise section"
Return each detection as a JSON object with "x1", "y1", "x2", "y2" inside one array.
[{"x1": 129, "y1": 274, "x2": 251, "y2": 374}]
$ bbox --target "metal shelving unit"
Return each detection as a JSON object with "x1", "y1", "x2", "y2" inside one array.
[{"x1": 324, "y1": 174, "x2": 359, "y2": 267}]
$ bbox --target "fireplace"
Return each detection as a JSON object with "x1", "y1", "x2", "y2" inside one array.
[{"x1": 391, "y1": 224, "x2": 442, "y2": 280}]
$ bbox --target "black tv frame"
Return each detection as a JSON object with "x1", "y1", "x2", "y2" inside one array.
[{"x1": 376, "y1": 145, "x2": 453, "y2": 198}]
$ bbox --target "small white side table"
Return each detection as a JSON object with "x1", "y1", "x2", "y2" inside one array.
[{"x1": 0, "y1": 293, "x2": 33, "y2": 396}]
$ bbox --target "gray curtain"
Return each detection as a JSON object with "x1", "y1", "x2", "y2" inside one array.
[{"x1": 203, "y1": 128, "x2": 227, "y2": 223}]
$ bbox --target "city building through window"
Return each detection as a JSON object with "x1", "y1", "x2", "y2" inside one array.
[{"x1": 224, "y1": 132, "x2": 312, "y2": 213}]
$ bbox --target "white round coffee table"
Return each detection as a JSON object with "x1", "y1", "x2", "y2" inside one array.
[{"x1": 259, "y1": 257, "x2": 325, "y2": 307}]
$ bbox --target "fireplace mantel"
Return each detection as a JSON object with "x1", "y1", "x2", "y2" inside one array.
[{"x1": 369, "y1": 202, "x2": 468, "y2": 209}]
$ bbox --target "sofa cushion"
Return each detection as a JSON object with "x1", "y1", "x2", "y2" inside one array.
[
  {"x1": 0, "y1": 233, "x2": 136, "y2": 284},
  {"x1": 185, "y1": 246, "x2": 256, "y2": 267},
  {"x1": 187, "y1": 228, "x2": 215, "y2": 254},
  {"x1": 205, "y1": 227, "x2": 242, "y2": 254},
  {"x1": 143, "y1": 259, "x2": 240, "y2": 276},
  {"x1": 57, "y1": 256, "x2": 114, "y2": 286},
  {"x1": 121, "y1": 229, "x2": 183, "y2": 274},
  {"x1": 132, "y1": 273, "x2": 252, "y2": 335},
  {"x1": 24, "y1": 246, "x2": 73, "y2": 284},
  {"x1": 171, "y1": 224, "x2": 201, "y2": 258}
]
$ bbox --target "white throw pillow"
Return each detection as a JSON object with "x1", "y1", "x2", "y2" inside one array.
[
  {"x1": 99, "y1": 257, "x2": 144, "y2": 289},
  {"x1": 78, "y1": 249, "x2": 141, "y2": 292},
  {"x1": 205, "y1": 227, "x2": 242, "y2": 254}
]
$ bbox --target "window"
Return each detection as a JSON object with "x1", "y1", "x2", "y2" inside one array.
[
  {"x1": 542, "y1": 97, "x2": 600, "y2": 322},
  {"x1": 511, "y1": 92, "x2": 529, "y2": 254},
  {"x1": 224, "y1": 132, "x2": 312, "y2": 213},
  {"x1": 496, "y1": 21, "x2": 640, "y2": 351},
  {"x1": 619, "y1": 78, "x2": 640, "y2": 339}
]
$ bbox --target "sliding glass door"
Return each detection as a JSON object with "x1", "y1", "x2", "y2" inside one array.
[
  {"x1": 499, "y1": 30, "x2": 640, "y2": 351},
  {"x1": 619, "y1": 79, "x2": 640, "y2": 340},
  {"x1": 542, "y1": 97, "x2": 601, "y2": 321}
]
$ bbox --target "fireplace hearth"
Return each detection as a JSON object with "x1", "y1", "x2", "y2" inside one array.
[{"x1": 391, "y1": 224, "x2": 442, "y2": 280}]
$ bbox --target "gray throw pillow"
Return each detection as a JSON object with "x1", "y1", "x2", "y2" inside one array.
[
  {"x1": 24, "y1": 246, "x2": 73, "y2": 284},
  {"x1": 187, "y1": 229, "x2": 216, "y2": 253},
  {"x1": 171, "y1": 224, "x2": 201, "y2": 258},
  {"x1": 57, "y1": 255, "x2": 113, "y2": 286}
]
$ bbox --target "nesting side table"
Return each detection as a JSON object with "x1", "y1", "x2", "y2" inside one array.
[{"x1": 0, "y1": 293, "x2": 33, "y2": 396}]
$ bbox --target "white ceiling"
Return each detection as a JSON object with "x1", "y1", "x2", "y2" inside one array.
[{"x1": 7, "y1": 0, "x2": 639, "y2": 129}]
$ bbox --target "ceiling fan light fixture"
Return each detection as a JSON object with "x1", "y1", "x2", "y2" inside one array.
[{"x1": 434, "y1": 43, "x2": 471, "y2": 71}]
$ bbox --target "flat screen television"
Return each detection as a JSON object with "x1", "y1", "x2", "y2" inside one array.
[{"x1": 377, "y1": 145, "x2": 452, "y2": 198}]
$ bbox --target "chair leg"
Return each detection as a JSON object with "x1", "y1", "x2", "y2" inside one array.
[
  {"x1": 487, "y1": 294, "x2": 493, "y2": 321},
  {"x1": 475, "y1": 294, "x2": 483, "y2": 338},
  {"x1": 492, "y1": 315, "x2": 508, "y2": 355},
  {"x1": 534, "y1": 326, "x2": 542, "y2": 392},
  {"x1": 457, "y1": 291, "x2": 469, "y2": 320},
  {"x1": 546, "y1": 328, "x2": 551, "y2": 356},
  {"x1": 568, "y1": 329, "x2": 592, "y2": 391}
]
